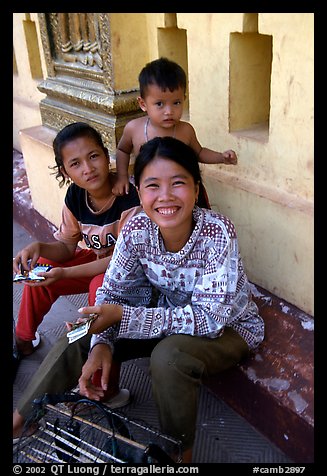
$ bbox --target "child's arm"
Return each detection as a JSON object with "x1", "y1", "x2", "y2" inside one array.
[
  {"x1": 113, "y1": 148, "x2": 131, "y2": 195},
  {"x1": 30, "y1": 256, "x2": 112, "y2": 287},
  {"x1": 112, "y1": 123, "x2": 134, "y2": 195},
  {"x1": 199, "y1": 148, "x2": 238, "y2": 165},
  {"x1": 187, "y1": 123, "x2": 237, "y2": 165},
  {"x1": 54, "y1": 255, "x2": 111, "y2": 280}
]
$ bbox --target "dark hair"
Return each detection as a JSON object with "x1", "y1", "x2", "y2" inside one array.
[
  {"x1": 138, "y1": 57, "x2": 187, "y2": 98},
  {"x1": 51, "y1": 122, "x2": 107, "y2": 187},
  {"x1": 134, "y1": 136, "x2": 202, "y2": 188}
]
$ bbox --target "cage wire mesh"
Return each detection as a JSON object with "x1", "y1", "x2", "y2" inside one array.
[{"x1": 13, "y1": 393, "x2": 182, "y2": 464}]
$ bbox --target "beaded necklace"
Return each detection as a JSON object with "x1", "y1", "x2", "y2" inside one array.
[{"x1": 86, "y1": 190, "x2": 114, "y2": 214}]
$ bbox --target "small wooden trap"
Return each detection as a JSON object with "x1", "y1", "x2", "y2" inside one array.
[{"x1": 13, "y1": 393, "x2": 182, "y2": 464}]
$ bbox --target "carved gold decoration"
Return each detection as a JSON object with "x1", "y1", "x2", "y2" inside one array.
[
  {"x1": 98, "y1": 13, "x2": 113, "y2": 92},
  {"x1": 37, "y1": 13, "x2": 55, "y2": 76},
  {"x1": 41, "y1": 13, "x2": 104, "y2": 72},
  {"x1": 37, "y1": 13, "x2": 143, "y2": 151}
]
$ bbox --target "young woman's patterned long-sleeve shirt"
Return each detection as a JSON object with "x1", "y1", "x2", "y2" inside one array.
[{"x1": 91, "y1": 207, "x2": 264, "y2": 351}]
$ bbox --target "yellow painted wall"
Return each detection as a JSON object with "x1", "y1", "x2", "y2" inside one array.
[
  {"x1": 176, "y1": 13, "x2": 313, "y2": 314},
  {"x1": 109, "y1": 13, "x2": 149, "y2": 92},
  {"x1": 13, "y1": 13, "x2": 314, "y2": 315},
  {"x1": 229, "y1": 32, "x2": 272, "y2": 130},
  {"x1": 178, "y1": 13, "x2": 313, "y2": 200},
  {"x1": 13, "y1": 13, "x2": 46, "y2": 151},
  {"x1": 206, "y1": 177, "x2": 313, "y2": 314}
]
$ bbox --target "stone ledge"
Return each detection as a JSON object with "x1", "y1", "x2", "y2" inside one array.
[{"x1": 204, "y1": 286, "x2": 314, "y2": 463}]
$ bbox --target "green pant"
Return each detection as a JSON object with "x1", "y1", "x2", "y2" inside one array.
[
  {"x1": 150, "y1": 329, "x2": 250, "y2": 449},
  {"x1": 17, "y1": 333, "x2": 91, "y2": 418},
  {"x1": 17, "y1": 334, "x2": 161, "y2": 418},
  {"x1": 17, "y1": 328, "x2": 249, "y2": 450}
]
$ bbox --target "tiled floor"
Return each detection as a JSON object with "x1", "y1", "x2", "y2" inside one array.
[{"x1": 13, "y1": 220, "x2": 293, "y2": 464}]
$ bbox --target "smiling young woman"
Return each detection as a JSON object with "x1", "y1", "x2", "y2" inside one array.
[{"x1": 77, "y1": 137, "x2": 265, "y2": 462}]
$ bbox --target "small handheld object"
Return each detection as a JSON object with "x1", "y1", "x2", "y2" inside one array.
[
  {"x1": 13, "y1": 263, "x2": 52, "y2": 283},
  {"x1": 66, "y1": 313, "x2": 98, "y2": 344}
]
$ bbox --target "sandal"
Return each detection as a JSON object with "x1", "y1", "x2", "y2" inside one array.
[{"x1": 16, "y1": 331, "x2": 41, "y2": 356}]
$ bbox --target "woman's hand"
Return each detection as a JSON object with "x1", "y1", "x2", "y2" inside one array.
[
  {"x1": 77, "y1": 303, "x2": 123, "y2": 334},
  {"x1": 13, "y1": 242, "x2": 41, "y2": 274},
  {"x1": 78, "y1": 344, "x2": 112, "y2": 400},
  {"x1": 28, "y1": 266, "x2": 65, "y2": 287},
  {"x1": 19, "y1": 266, "x2": 66, "y2": 288}
]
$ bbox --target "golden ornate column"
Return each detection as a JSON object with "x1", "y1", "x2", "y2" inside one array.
[
  {"x1": 36, "y1": 13, "x2": 143, "y2": 154},
  {"x1": 19, "y1": 13, "x2": 148, "y2": 228}
]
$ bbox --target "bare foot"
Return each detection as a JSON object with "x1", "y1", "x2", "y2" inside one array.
[
  {"x1": 13, "y1": 409, "x2": 26, "y2": 439},
  {"x1": 182, "y1": 448, "x2": 192, "y2": 463},
  {"x1": 15, "y1": 337, "x2": 34, "y2": 356}
]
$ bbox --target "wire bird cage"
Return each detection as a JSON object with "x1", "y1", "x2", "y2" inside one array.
[{"x1": 13, "y1": 393, "x2": 182, "y2": 464}]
